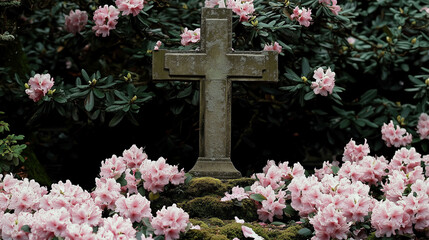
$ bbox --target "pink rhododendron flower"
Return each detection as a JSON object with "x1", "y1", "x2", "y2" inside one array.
[
  {"x1": 227, "y1": 0, "x2": 255, "y2": 22},
  {"x1": 342, "y1": 138, "x2": 370, "y2": 162},
  {"x1": 421, "y1": 6, "x2": 429, "y2": 14},
  {"x1": 154, "y1": 40, "x2": 162, "y2": 50},
  {"x1": 115, "y1": 194, "x2": 152, "y2": 223},
  {"x1": 371, "y1": 199, "x2": 411, "y2": 237},
  {"x1": 235, "y1": 216, "x2": 245, "y2": 224},
  {"x1": 290, "y1": 7, "x2": 312, "y2": 27},
  {"x1": 97, "y1": 214, "x2": 136, "y2": 239},
  {"x1": 381, "y1": 120, "x2": 412, "y2": 147},
  {"x1": 0, "y1": 212, "x2": 33, "y2": 240},
  {"x1": 205, "y1": 0, "x2": 226, "y2": 8},
  {"x1": 347, "y1": 37, "x2": 356, "y2": 45},
  {"x1": 417, "y1": 113, "x2": 429, "y2": 140},
  {"x1": 99, "y1": 154, "x2": 127, "y2": 180},
  {"x1": 288, "y1": 175, "x2": 321, "y2": 216},
  {"x1": 64, "y1": 9, "x2": 88, "y2": 34},
  {"x1": 25, "y1": 73, "x2": 55, "y2": 102},
  {"x1": 221, "y1": 186, "x2": 249, "y2": 201},
  {"x1": 241, "y1": 225, "x2": 264, "y2": 240},
  {"x1": 340, "y1": 193, "x2": 373, "y2": 222},
  {"x1": 65, "y1": 223, "x2": 97, "y2": 240},
  {"x1": 180, "y1": 28, "x2": 201, "y2": 46},
  {"x1": 382, "y1": 170, "x2": 408, "y2": 201},
  {"x1": 139, "y1": 157, "x2": 185, "y2": 193},
  {"x1": 399, "y1": 193, "x2": 429, "y2": 231},
  {"x1": 319, "y1": 0, "x2": 341, "y2": 15},
  {"x1": 310, "y1": 203, "x2": 349, "y2": 240},
  {"x1": 311, "y1": 67, "x2": 335, "y2": 96},
  {"x1": 31, "y1": 208, "x2": 71, "y2": 239},
  {"x1": 91, "y1": 178, "x2": 122, "y2": 210},
  {"x1": 122, "y1": 144, "x2": 147, "y2": 169},
  {"x1": 70, "y1": 201, "x2": 102, "y2": 226},
  {"x1": 124, "y1": 169, "x2": 140, "y2": 194},
  {"x1": 263, "y1": 42, "x2": 282, "y2": 54},
  {"x1": 389, "y1": 147, "x2": 422, "y2": 174},
  {"x1": 92, "y1": 5, "x2": 120, "y2": 37},
  {"x1": 115, "y1": 0, "x2": 144, "y2": 16},
  {"x1": 314, "y1": 161, "x2": 338, "y2": 180},
  {"x1": 152, "y1": 204, "x2": 189, "y2": 240}
]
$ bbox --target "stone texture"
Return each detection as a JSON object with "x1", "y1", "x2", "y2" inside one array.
[{"x1": 153, "y1": 8, "x2": 278, "y2": 179}]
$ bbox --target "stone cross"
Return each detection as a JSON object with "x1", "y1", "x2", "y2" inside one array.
[{"x1": 152, "y1": 8, "x2": 278, "y2": 179}]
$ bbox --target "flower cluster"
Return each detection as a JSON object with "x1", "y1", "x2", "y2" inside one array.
[
  {"x1": 342, "y1": 138, "x2": 370, "y2": 162},
  {"x1": 263, "y1": 42, "x2": 282, "y2": 54},
  {"x1": 25, "y1": 73, "x2": 55, "y2": 102},
  {"x1": 417, "y1": 113, "x2": 429, "y2": 140},
  {"x1": 290, "y1": 7, "x2": 312, "y2": 27},
  {"x1": 92, "y1": 5, "x2": 120, "y2": 37},
  {"x1": 0, "y1": 145, "x2": 190, "y2": 240},
  {"x1": 205, "y1": 0, "x2": 255, "y2": 22},
  {"x1": 221, "y1": 138, "x2": 429, "y2": 239},
  {"x1": 311, "y1": 67, "x2": 336, "y2": 96},
  {"x1": 180, "y1": 28, "x2": 201, "y2": 46},
  {"x1": 319, "y1": 0, "x2": 341, "y2": 15},
  {"x1": 226, "y1": 0, "x2": 255, "y2": 22},
  {"x1": 115, "y1": 0, "x2": 145, "y2": 16},
  {"x1": 151, "y1": 204, "x2": 189, "y2": 240},
  {"x1": 381, "y1": 120, "x2": 413, "y2": 147},
  {"x1": 64, "y1": 9, "x2": 88, "y2": 34},
  {"x1": 139, "y1": 157, "x2": 186, "y2": 193},
  {"x1": 154, "y1": 40, "x2": 162, "y2": 50}
]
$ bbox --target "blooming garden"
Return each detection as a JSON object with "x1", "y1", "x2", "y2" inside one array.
[{"x1": 1, "y1": 0, "x2": 429, "y2": 239}]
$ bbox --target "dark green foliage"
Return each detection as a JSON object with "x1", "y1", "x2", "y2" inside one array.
[{"x1": 1, "y1": 0, "x2": 429, "y2": 185}]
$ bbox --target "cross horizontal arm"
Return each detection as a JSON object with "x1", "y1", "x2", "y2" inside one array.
[{"x1": 152, "y1": 50, "x2": 206, "y2": 81}]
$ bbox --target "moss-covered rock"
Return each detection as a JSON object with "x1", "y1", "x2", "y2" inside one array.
[
  {"x1": 189, "y1": 219, "x2": 209, "y2": 229},
  {"x1": 209, "y1": 235, "x2": 229, "y2": 240},
  {"x1": 276, "y1": 224, "x2": 304, "y2": 240},
  {"x1": 206, "y1": 217, "x2": 225, "y2": 227},
  {"x1": 185, "y1": 177, "x2": 226, "y2": 197},
  {"x1": 182, "y1": 229, "x2": 213, "y2": 240},
  {"x1": 178, "y1": 195, "x2": 258, "y2": 221},
  {"x1": 224, "y1": 177, "x2": 256, "y2": 189},
  {"x1": 218, "y1": 222, "x2": 244, "y2": 239}
]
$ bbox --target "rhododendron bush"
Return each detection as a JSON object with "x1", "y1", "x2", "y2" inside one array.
[
  {"x1": 221, "y1": 140, "x2": 429, "y2": 239},
  {"x1": 0, "y1": 145, "x2": 191, "y2": 240}
]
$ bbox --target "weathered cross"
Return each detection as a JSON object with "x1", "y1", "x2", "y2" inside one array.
[{"x1": 153, "y1": 8, "x2": 278, "y2": 179}]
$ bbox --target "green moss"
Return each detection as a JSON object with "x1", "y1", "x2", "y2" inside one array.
[
  {"x1": 218, "y1": 222, "x2": 244, "y2": 239},
  {"x1": 209, "y1": 235, "x2": 229, "y2": 240},
  {"x1": 224, "y1": 178, "x2": 255, "y2": 189},
  {"x1": 186, "y1": 177, "x2": 225, "y2": 197},
  {"x1": 207, "y1": 217, "x2": 225, "y2": 227},
  {"x1": 189, "y1": 219, "x2": 209, "y2": 229},
  {"x1": 178, "y1": 195, "x2": 258, "y2": 221},
  {"x1": 276, "y1": 224, "x2": 304, "y2": 240},
  {"x1": 182, "y1": 229, "x2": 213, "y2": 240}
]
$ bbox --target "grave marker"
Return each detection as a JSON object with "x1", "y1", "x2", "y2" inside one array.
[{"x1": 153, "y1": 7, "x2": 278, "y2": 179}]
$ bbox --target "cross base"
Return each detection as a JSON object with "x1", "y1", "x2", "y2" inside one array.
[{"x1": 189, "y1": 157, "x2": 242, "y2": 179}]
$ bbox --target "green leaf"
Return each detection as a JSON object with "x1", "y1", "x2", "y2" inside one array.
[
  {"x1": 283, "y1": 204, "x2": 296, "y2": 217},
  {"x1": 298, "y1": 227, "x2": 312, "y2": 237},
  {"x1": 106, "y1": 104, "x2": 127, "y2": 112},
  {"x1": 84, "y1": 91, "x2": 94, "y2": 112},
  {"x1": 271, "y1": 221, "x2": 286, "y2": 226},
  {"x1": 177, "y1": 86, "x2": 192, "y2": 98},
  {"x1": 21, "y1": 225, "x2": 31, "y2": 233},
  {"x1": 284, "y1": 68, "x2": 302, "y2": 82},
  {"x1": 109, "y1": 112, "x2": 124, "y2": 127},
  {"x1": 81, "y1": 69, "x2": 91, "y2": 82},
  {"x1": 116, "y1": 172, "x2": 127, "y2": 187},
  {"x1": 250, "y1": 193, "x2": 266, "y2": 202},
  {"x1": 54, "y1": 96, "x2": 67, "y2": 104},
  {"x1": 303, "y1": 91, "x2": 315, "y2": 101},
  {"x1": 301, "y1": 57, "x2": 310, "y2": 76},
  {"x1": 331, "y1": 165, "x2": 340, "y2": 174}
]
